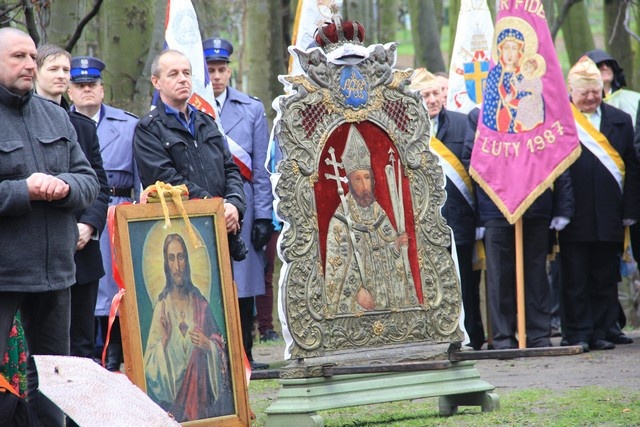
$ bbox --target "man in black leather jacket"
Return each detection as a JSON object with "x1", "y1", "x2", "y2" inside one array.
[{"x1": 133, "y1": 49, "x2": 246, "y2": 250}]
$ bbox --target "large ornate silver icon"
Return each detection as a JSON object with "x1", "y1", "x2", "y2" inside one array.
[{"x1": 273, "y1": 23, "x2": 463, "y2": 362}]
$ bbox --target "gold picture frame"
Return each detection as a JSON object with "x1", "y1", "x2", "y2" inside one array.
[{"x1": 113, "y1": 198, "x2": 250, "y2": 426}]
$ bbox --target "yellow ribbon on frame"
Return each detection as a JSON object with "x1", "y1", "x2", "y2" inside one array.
[{"x1": 142, "y1": 181, "x2": 203, "y2": 249}]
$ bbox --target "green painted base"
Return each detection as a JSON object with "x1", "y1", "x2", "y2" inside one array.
[{"x1": 264, "y1": 361, "x2": 499, "y2": 427}]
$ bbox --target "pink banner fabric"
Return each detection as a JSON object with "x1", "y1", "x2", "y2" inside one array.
[{"x1": 470, "y1": 0, "x2": 581, "y2": 223}]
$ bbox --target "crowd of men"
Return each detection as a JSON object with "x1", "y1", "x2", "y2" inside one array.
[
  {"x1": 411, "y1": 54, "x2": 638, "y2": 353},
  {"x1": 0, "y1": 28, "x2": 277, "y2": 425},
  {"x1": 0, "y1": 24, "x2": 639, "y2": 426}
]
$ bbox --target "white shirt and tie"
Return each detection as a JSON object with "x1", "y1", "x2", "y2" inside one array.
[
  {"x1": 583, "y1": 106, "x2": 601, "y2": 130},
  {"x1": 215, "y1": 91, "x2": 227, "y2": 117}
]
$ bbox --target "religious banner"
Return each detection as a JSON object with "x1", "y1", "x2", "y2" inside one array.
[
  {"x1": 289, "y1": 0, "x2": 344, "y2": 75},
  {"x1": 274, "y1": 11, "x2": 463, "y2": 361},
  {"x1": 447, "y1": 0, "x2": 494, "y2": 113},
  {"x1": 470, "y1": 0, "x2": 581, "y2": 223}
]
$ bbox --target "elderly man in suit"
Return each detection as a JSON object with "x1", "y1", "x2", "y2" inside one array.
[
  {"x1": 204, "y1": 37, "x2": 273, "y2": 369},
  {"x1": 560, "y1": 56, "x2": 640, "y2": 351},
  {"x1": 410, "y1": 69, "x2": 485, "y2": 350},
  {"x1": 68, "y1": 55, "x2": 140, "y2": 371}
]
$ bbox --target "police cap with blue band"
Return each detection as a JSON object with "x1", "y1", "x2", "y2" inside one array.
[
  {"x1": 203, "y1": 37, "x2": 233, "y2": 63},
  {"x1": 70, "y1": 56, "x2": 105, "y2": 83}
]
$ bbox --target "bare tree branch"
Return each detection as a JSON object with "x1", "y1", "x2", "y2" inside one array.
[
  {"x1": 608, "y1": 0, "x2": 627, "y2": 45},
  {"x1": 0, "y1": 3, "x2": 23, "y2": 28},
  {"x1": 64, "y1": 0, "x2": 104, "y2": 52},
  {"x1": 622, "y1": 1, "x2": 640, "y2": 44},
  {"x1": 21, "y1": 0, "x2": 39, "y2": 44},
  {"x1": 550, "y1": 0, "x2": 581, "y2": 41}
]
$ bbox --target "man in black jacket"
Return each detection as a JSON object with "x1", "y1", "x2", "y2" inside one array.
[
  {"x1": 0, "y1": 28, "x2": 99, "y2": 427},
  {"x1": 134, "y1": 49, "x2": 246, "y2": 251},
  {"x1": 463, "y1": 108, "x2": 574, "y2": 349},
  {"x1": 410, "y1": 68, "x2": 485, "y2": 350},
  {"x1": 35, "y1": 45, "x2": 110, "y2": 363},
  {"x1": 560, "y1": 56, "x2": 640, "y2": 351}
]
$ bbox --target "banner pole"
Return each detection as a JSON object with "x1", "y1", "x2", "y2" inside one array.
[{"x1": 515, "y1": 218, "x2": 526, "y2": 348}]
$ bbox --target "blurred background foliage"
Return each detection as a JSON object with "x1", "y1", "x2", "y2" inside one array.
[{"x1": 2, "y1": 0, "x2": 639, "y2": 123}]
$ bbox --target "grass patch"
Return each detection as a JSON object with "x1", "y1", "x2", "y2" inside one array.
[{"x1": 249, "y1": 386, "x2": 640, "y2": 426}]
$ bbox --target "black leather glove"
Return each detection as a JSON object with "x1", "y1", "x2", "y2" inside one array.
[
  {"x1": 228, "y1": 232, "x2": 248, "y2": 261},
  {"x1": 251, "y1": 218, "x2": 275, "y2": 250}
]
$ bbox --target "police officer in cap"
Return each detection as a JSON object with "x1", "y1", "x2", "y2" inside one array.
[
  {"x1": 68, "y1": 55, "x2": 140, "y2": 371},
  {"x1": 203, "y1": 37, "x2": 273, "y2": 370}
]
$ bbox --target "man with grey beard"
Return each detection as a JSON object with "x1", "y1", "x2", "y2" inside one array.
[{"x1": 324, "y1": 125, "x2": 415, "y2": 314}]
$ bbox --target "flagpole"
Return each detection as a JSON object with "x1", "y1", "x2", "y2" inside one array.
[{"x1": 515, "y1": 218, "x2": 526, "y2": 348}]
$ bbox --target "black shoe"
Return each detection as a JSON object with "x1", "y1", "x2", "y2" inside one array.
[
  {"x1": 528, "y1": 341, "x2": 552, "y2": 348},
  {"x1": 250, "y1": 361, "x2": 269, "y2": 370},
  {"x1": 261, "y1": 329, "x2": 280, "y2": 342},
  {"x1": 589, "y1": 339, "x2": 615, "y2": 351},
  {"x1": 466, "y1": 341, "x2": 484, "y2": 351},
  {"x1": 105, "y1": 342, "x2": 123, "y2": 372},
  {"x1": 607, "y1": 334, "x2": 633, "y2": 344},
  {"x1": 562, "y1": 340, "x2": 589, "y2": 352}
]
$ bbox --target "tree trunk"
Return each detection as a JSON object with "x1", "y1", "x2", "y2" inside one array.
[
  {"x1": 193, "y1": 0, "x2": 244, "y2": 42},
  {"x1": 543, "y1": 0, "x2": 555, "y2": 23},
  {"x1": 488, "y1": 0, "x2": 496, "y2": 18},
  {"x1": 408, "y1": 0, "x2": 445, "y2": 71},
  {"x1": 434, "y1": 1, "x2": 444, "y2": 34},
  {"x1": 98, "y1": 0, "x2": 153, "y2": 110},
  {"x1": 633, "y1": 1, "x2": 640, "y2": 88},
  {"x1": 245, "y1": 0, "x2": 285, "y2": 127},
  {"x1": 47, "y1": 0, "x2": 97, "y2": 52},
  {"x1": 557, "y1": 0, "x2": 594, "y2": 65},
  {"x1": 378, "y1": 0, "x2": 397, "y2": 45},
  {"x1": 131, "y1": 0, "x2": 167, "y2": 116},
  {"x1": 346, "y1": 0, "x2": 376, "y2": 44},
  {"x1": 448, "y1": 0, "x2": 461, "y2": 71},
  {"x1": 604, "y1": 0, "x2": 632, "y2": 88}
]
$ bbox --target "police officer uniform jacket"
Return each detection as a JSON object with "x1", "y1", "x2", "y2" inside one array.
[
  {"x1": 220, "y1": 86, "x2": 272, "y2": 299},
  {"x1": 68, "y1": 109, "x2": 110, "y2": 284},
  {"x1": 86, "y1": 103, "x2": 141, "y2": 316}
]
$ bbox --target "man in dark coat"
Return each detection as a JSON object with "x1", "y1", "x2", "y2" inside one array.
[
  {"x1": 410, "y1": 69, "x2": 485, "y2": 350},
  {"x1": 34, "y1": 44, "x2": 110, "y2": 363},
  {"x1": 134, "y1": 49, "x2": 246, "y2": 256},
  {"x1": 585, "y1": 49, "x2": 638, "y2": 345},
  {"x1": 0, "y1": 28, "x2": 99, "y2": 426},
  {"x1": 560, "y1": 56, "x2": 640, "y2": 351},
  {"x1": 463, "y1": 108, "x2": 574, "y2": 349}
]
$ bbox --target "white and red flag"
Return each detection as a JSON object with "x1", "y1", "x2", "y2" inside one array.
[
  {"x1": 289, "y1": 0, "x2": 343, "y2": 75},
  {"x1": 164, "y1": 0, "x2": 252, "y2": 181},
  {"x1": 447, "y1": 0, "x2": 494, "y2": 113},
  {"x1": 470, "y1": 0, "x2": 581, "y2": 223}
]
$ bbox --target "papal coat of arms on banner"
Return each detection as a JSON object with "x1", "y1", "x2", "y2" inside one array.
[{"x1": 272, "y1": 13, "x2": 464, "y2": 360}]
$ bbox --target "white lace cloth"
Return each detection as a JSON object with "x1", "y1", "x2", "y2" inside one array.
[{"x1": 33, "y1": 355, "x2": 180, "y2": 427}]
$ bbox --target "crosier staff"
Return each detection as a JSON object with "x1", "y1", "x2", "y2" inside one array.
[{"x1": 385, "y1": 150, "x2": 414, "y2": 307}]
